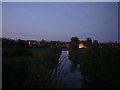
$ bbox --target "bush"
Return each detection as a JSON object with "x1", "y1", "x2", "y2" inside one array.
[
  {"x1": 77, "y1": 46, "x2": 120, "y2": 88},
  {"x1": 25, "y1": 47, "x2": 61, "y2": 88},
  {"x1": 3, "y1": 47, "x2": 33, "y2": 57}
]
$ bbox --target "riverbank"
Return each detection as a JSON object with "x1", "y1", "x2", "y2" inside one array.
[
  {"x1": 69, "y1": 46, "x2": 120, "y2": 88},
  {"x1": 2, "y1": 46, "x2": 61, "y2": 89}
]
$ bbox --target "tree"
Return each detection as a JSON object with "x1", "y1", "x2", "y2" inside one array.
[
  {"x1": 2, "y1": 38, "x2": 16, "y2": 47},
  {"x1": 17, "y1": 39, "x2": 28, "y2": 47},
  {"x1": 70, "y1": 37, "x2": 79, "y2": 51},
  {"x1": 86, "y1": 37, "x2": 92, "y2": 44},
  {"x1": 69, "y1": 37, "x2": 79, "y2": 61},
  {"x1": 93, "y1": 40, "x2": 98, "y2": 44}
]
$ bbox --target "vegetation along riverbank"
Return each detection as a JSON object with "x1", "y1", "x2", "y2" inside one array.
[
  {"x1": 69, "y1": 37, "x2": 120, "y2": 88},
  {"x1": 2, "y1": 45, "x2": 61, "y2": 89}
]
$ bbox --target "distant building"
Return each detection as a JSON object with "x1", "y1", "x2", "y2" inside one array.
[{"x1": 26, "y1": 40, "x2": 38, "y2": 47}]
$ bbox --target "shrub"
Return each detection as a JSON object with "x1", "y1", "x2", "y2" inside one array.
[{"x1": 77, "y1": 46, "x2": 120, "y2": 88}]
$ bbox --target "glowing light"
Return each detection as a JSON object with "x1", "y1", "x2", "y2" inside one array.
[
  {"x1": 34, "y1": 42, "x2": 36, "y2": 44},
  {"x1": 28, "y1": 42, "x2": 31, "y2": 44},
  {"x1": 79, "y1": 44, "x2": 86, "y2": 49}
]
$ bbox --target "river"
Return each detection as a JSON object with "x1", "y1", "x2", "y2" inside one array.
[{"x1": 52, "y1": 50, "x2": 111, "y2": 88}]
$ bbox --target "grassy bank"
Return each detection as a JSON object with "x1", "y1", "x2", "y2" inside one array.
[
  {"x1": 25, "y1": 47, "x2": 61, "y2": 88},
  {"x1": 69, "y1": 46, "x2": 120, "y2": 88},
  {"x1": 2, "y1": 46, "x2": 61, "y2": 89}
]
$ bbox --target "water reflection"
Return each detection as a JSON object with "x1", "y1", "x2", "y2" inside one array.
[
  {"x1": 53, "y1": 50, "x2": 83, "y2": 88},
  {"x1": 69, "y1": 61, "x2": 78, "y2": 73},
  {"x1": 52, "y1": 50, "x2": 111, "y2": 88}
]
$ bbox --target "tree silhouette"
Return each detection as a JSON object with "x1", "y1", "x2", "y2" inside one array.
[
  {"x1": 70, "y1": 37, "x2": 79, "y2": 51},
  {"x1": 2, "y1": 38, "x2": 16, "y2": 47},
  {"x1": 86, "y1": 37, "x2": 92, "y2": 44},
  {"x1": 69, "y1": 37, "x2": 79, "y2": 61},
  {"x1": 17, "y1": 39, "x2": 28, "y2": 47},
  {"x1": 93, "y1": 40, "x2": 98, "y2": 44}
]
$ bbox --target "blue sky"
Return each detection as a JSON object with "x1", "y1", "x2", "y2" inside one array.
[{"x1": 2, "y1": 2, "x2": 118, "y2": 42}]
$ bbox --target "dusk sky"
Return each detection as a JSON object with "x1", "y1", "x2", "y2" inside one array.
[{"x1": 2, "y1": 2, "x2": 118, "y2": 42}]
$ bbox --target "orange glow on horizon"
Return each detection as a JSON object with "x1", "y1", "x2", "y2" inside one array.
[{"x1": 79, "y1": 44, "x2": 86, "y2": 48}]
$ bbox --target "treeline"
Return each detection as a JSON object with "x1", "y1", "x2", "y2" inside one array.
[
  {"x1": 2, "y1": 37, "x2": 62, "y2": 89},
  {"x1": 69, "y1": 37, "x2": 99, "y2": 61},
  {"x1": 2, "y1": 38, "x2": 28, "y2": 48},
  {"x1": 2, "y1": 38, "x2": 69, "y2": 49},
  {"x1": 69, "y1": 37, "x2": 120, "y2": 88}
]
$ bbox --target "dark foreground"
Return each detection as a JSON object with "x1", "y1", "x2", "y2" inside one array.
[
  {"x1": 69, "y1": 45, "x2": 120, "y2": 88},
  {"x1": 2, "y1": 46, "x2": 61, "y2": 89},
  {"x1": 2, "y1": 45, "x2": 120, "y2": 89}
]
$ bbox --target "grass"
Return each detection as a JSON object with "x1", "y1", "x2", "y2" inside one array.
[
  {"x1": 69, "y1": 46, "x2": 120, "y2": 88},
  {"x1": 2, "y1": 46, "x2": 61, "y2": 89},
  {"x1": 25, "y1": 47, "x2": 61, "y2": 88},
  {"x1": 3, "y1": 57, "x2": 30, "y2": 88}
]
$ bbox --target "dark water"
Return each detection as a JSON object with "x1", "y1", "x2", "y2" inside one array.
[{"x1": 52, "y1": 50, "x2": 111, "y2": 88}]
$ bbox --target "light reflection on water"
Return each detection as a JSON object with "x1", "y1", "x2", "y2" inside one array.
[
  {"x1": 53, "y1": 50, "x2": 84, "y2": 88},
  {"x1": 52, "y1": 50, "x2": 111, "y2": 88}
]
